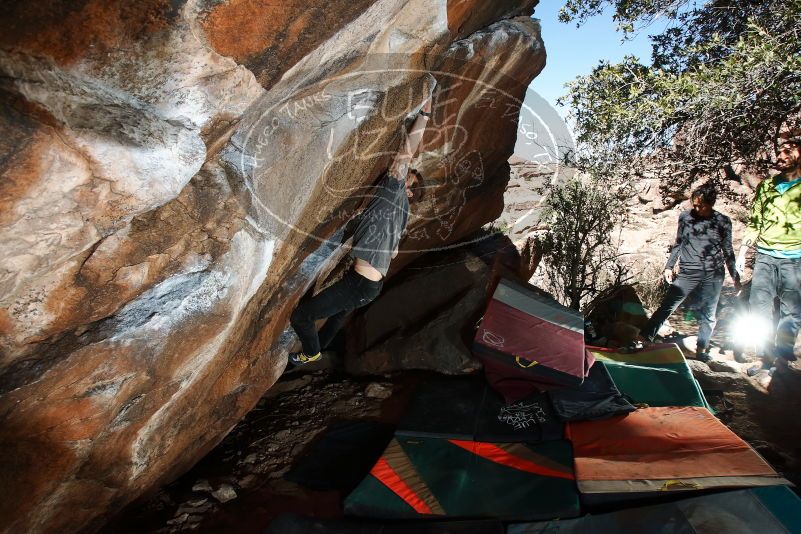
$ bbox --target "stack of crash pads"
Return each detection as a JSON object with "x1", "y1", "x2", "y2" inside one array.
[
  {"x1": 566, "y1": 406, "x2": 791, "y2": 505},
  {"x1": 473, "y1": 279, "x2": 594, "y2": 401},
  {"x1": 587, "y1": 343, "x2": 710, "y2": 409},
  {"x1": 508, "y1": 485, "x2": 801, "y2": 533},
  {"x1": 345, "y1": 376, "x2": 581, "y2": 520},
  {"x1": 339, "y1": 285, "x2": 792, "y2": 528}
]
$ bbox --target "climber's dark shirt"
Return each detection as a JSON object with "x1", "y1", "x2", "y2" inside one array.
[{"x1": 349, "y1": 173, "x2": 409, "y2": 277}]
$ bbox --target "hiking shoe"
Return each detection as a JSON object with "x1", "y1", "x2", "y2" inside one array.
[
  {"x1": 746, "y1": 360, "x2": 771, "y2": 377},
  {"x1": 695, "y1": 352, "x2": 712, "y2": 363},
  {"x1": 289, "y1": 351, "x2": 322, "y2": 366}
]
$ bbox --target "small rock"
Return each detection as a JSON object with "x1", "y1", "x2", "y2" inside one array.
[
  {"x1": 185, "y1": 497, "x2": 208, "y2": 508},
  {"x1": 656, "y1": 321, "x2": 674, "y2": 337},
  {"x1": 680, "y1": 335, "x2": 698, "y2": 352},
  {"x1": 178, "y1": 502, "x2": 212, "y2": 516},
  {"x1": 365, "y1": 383, "x2": 393, "y2": 399},
  {"x1": 752, "y1": 370, "x2": 773, "y2": 390},
  {"x1": 239, "y1": 475, "x2": 257, "y2": 488},
  {"x1": 211, "y1": 484, "x2": 237, "y2": 503},
  {"x1": 191, "y1": 480, "x2": 212, "y2": 493},
  {"x1": 686, "y1": 359, "x2": 709, "y2": 373},
  {"x1": 176, "y1": 503, "x2": 209, "y2": 517},
  {"x1": 268, "y1": 466, "x2": 290, "y2": 479},
  {"x1": 243, "y1": 453, "x2": 258, "y2": 464},
  {"x1": 708, "y1": 360, "x2": 741, "y2": 374},
  {"x1": 166, "y1": 513, "x2": 189, "y2": 526}
]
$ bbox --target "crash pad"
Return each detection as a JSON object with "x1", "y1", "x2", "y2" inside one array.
[
  {"x1": 587, "y1": 344, "x2": 710, "y2": 410},
  {"x1": 566, "y1": 406, "x2": 789, "y2": 505},
  {"x1": 345, "y1": 436, "x2": 579, "y2": 520},
  {"x1": 507, "y1": 485, "x2": 801, "y2": 533},
  {"x1": 473, "y1": 279, "x2": 593, "y2": 401},
  {"x1": 396, "y1": 375, "x2": 563, "y2": 442}
]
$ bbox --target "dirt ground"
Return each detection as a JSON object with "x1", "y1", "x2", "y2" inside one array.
[{"x1": 102, "y1": 362, "x2": 427, "y2": 533}]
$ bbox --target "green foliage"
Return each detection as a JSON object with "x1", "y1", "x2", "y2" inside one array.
[
  {"x1": 560, "y1": 0, "x2": 685, "y2": 32},
  {"x1": 559, "y1": 0, "x2": 801, "y2": 200},
  {"x1": 538, "y1": 176, "x2": 630, "y2": 310}
]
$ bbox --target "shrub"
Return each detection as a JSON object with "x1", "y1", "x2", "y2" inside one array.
[{"x1": 537, "y1": 175, "x2": 631, "y2": 310}]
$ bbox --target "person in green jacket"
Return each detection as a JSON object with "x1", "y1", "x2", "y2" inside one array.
[{"x1": 736, "y1": 138, "x2": 801, "y2": 368}]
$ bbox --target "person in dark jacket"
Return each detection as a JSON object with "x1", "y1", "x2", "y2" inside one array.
[
  {"x1": 637, "y1": 183, "x2": 742, "y2": 361},
  {"x1": 288, "y1": 96, "x2": 433, "y2": 366}
]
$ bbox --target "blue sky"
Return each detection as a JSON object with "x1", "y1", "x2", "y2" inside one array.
[
  {"x1": 529, "y1": 3, "x2": 659, "y2": 117},
  {"x1": 513, "y1": 3, "x2": 668, "y2": 159}
]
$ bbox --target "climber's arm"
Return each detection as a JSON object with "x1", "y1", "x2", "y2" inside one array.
[{"x1": 388, "y1": 98, "x2": 431, "y2": 181}]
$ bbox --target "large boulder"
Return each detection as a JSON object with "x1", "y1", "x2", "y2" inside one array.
[
  {"x1": 345, "y1": 233, "x2": 538, "y2": 374},
  {"x1": 393, "y1": 17, "x2": 546, "y2": 272},
  {"x1": 0, "y1": 1, "x2": 541, "y2": 531}
]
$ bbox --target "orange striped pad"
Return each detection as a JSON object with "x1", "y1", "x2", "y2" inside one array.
[
  {"x1": 370, "y1": 439, "x2": 444, "y2": 515},
  {"x1": 448, "y1": 440, "x2": 575, "y2": 480},
  {"x1": 567, "y1": 407, "x2": 777, "y2": 481}
]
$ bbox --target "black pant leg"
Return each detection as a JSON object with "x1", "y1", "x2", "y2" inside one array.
[
  {"x1": 290, "y1": 273, "x2": 360, "y2": 355},
  {"x1": 317, "y1": 311, "x2": 350, "y2": 352},
  {"x1": 317, "y1": 274, "x2": 383, "y2": 351},
  {"x1": 290, "y1": 271, "x2": 383, "y2": 355},
  {"x1": 640, "y1": 273, "x2": 700, "y2": 341}
]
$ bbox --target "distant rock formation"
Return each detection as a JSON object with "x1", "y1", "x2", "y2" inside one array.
[{"x1": 0, "y1": 1, "x2": 544, "y2": 531}]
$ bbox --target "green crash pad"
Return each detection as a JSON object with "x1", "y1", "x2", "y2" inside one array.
[
  {"x1": 345, "y1": 436, "x2": 580, "y2": 521},
  {"x1": 508, "y1": 485, "x2": 801, "y2": 533},
  {"x1": 587, "y1": 344, "x2": 711, "y2": 410}
]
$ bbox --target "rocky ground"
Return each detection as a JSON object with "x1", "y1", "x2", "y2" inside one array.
[{"x1": 102, "y1": 362, "x2": 423, "y2": 533}]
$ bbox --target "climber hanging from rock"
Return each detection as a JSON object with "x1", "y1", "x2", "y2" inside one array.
[{"x1": 288, "y1": 87, "x2": 434, "y2": 366}]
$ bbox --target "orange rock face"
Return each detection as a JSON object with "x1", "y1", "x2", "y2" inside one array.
[
  {"x1": 202, "y1": 0, "x2": 379, "y2": 89},
  {"x1": 0, "y1": 1, "x2": 542, "y2": 531},
  {"x1": 395, "y1": 17, "x2": 546, "y2": 272}
]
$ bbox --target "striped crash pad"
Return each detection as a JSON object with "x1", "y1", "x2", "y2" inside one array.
[
  {"x1": 344, "y1": 436, "x2": 579, "y2": 520},
  {"x1": 587, "y1": 344, "x2": 711, "y2": 409},
  {"x1": 395, "y1": 374, "x2": 563, "y2": 443},
  {"x1": 507, "y1": 485, "x2": 801, "y2": 533},
  {"x1": 473, "y1": 279, "x2": 593, "y2": 402},
  {"x1": 566, "y1": 406, "x2": 790, "y2": 505}
]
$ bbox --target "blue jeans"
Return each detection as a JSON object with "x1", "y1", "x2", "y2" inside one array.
[
  {"x1": 750, "y1": 253, "x2": 801, "y2": 361},
  {"x1": 640, "y1": 269, "x2": 724, "y2": 352},
  {"x1": 290, "y1": 270, "x2": 383, "y2": 356}
]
